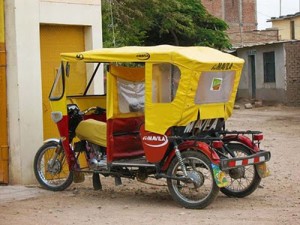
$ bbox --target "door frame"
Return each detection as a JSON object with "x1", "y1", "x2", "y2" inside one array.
[{"x1": 248, "y1": 54, "x2": 256, "y2": 99}]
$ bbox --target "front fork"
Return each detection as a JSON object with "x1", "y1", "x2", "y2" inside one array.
[
  {"x1": 43, "y1": 139, "x2": 63, "y2": 169},
  {"x1": 43, "y1": 138, "x2": 77, "y2": 171},
  {"x1": 44, "y1": 138, "x2": 85, "y2": 182},
  {"x1": 48, "y1": 144, "x2": 63, "y2": 169}
]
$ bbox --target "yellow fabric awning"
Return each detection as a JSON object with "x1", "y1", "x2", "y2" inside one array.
[
  {"x1": 61, "y1": 45, "x2": 244, "y2": 69},
  {"x1": 61, "y1": 45, "x2": 244, "y2": 134}
]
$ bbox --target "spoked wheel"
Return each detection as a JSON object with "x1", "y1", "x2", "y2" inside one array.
[
  {"x1": 167, "y1": 150, "x2": 219, "y2": 209},
  {"x1": 34, "y1": 141, "x2": 73, "y2": 191},
  {"x1": 220, "y1": 143, "x2": 261, "y2": 198}
]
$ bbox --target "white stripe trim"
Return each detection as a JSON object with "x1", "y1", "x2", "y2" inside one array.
[
  {"x1": 236, "y1": 160, "x2": 243, "y2": 166},
  {"x1": 259, "y1": 156, "x2": 265, "y2": 162},
  {"x1": 248, "y1": 158, "x2": 254, "y2": 164}
]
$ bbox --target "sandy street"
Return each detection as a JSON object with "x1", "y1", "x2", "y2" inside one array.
[{"x1": 1, "y1": 105, "x2": 300, "y2": 225}]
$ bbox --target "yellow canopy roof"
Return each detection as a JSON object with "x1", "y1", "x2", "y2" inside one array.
[
  {"x1": 60, "y1": 45, "x2": 244, "y2": 68},
  {"x1": 61, "y1": 45, "x2": 244, "y2": 134}
]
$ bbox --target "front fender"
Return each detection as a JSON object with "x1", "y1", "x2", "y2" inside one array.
[
  {"x1": 161, "y1": 141, "x2": 220, "y2": 171},
  {"x1": 43, "y1": 138, "x2": 61, "y2": 144}
]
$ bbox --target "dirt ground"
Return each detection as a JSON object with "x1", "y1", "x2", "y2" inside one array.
[{"x1": 1, "y1": 105, "x2": 300, "y2": 225}]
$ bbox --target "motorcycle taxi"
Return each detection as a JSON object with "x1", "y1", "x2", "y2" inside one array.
[{"x1": 34, "y1": 45, "x2": 271, "y2": 209}]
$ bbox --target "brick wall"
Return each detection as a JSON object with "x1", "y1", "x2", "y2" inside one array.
[
  {"x1": 202, "y1": 0, "x2": 265, "y2": 47},
  {"x1": 242, "y1": 0, "x2": 257, "y2": 29},
  {"x1": 201, "y1": 0, "x2": 223, "y2": 19},
  {"x1": 224, "y1": 0, "x2": 240, "y2": 24},
  {"x1": 232, "y1": 29, "x2": 279, "y2": 47},
  {"x1": 285, "y1": 41, "x2": 300, "y2": 106}
]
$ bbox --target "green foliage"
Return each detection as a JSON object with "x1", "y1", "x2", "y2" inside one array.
[{"x1": 102, "y1": 0, "x2": 231, "y2": 49}]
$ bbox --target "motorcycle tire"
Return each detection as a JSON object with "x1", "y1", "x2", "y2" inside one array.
[
  {"x1": 167, "y1": 150, "x2": 219, "y2": 209},
  {"x1": 220, "y1": 143, "x2": 262, "y2": 198},
  {"x1": 33, "y1": 141, "x2": 73, "y2": 191}
]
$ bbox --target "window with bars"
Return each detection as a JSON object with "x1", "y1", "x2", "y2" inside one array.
[{"x1": 263, "y1": 52, "x2": 276, "y2": 83}]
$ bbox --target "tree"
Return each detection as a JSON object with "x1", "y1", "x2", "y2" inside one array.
[
  {"x1": 102, "y1": 0, "x2": 231, "y2": 49},
  {"x1": 102, "y1": 0, "x2": 149, "y2": 47}
]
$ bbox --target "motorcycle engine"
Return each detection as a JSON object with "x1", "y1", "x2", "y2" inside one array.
[{"x1": 87, "y1": 143, "x2": 107, "y2": 169}]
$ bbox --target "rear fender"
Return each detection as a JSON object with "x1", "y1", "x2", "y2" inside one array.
[
  {"x1": 161, "y1": 141, "x2": 220, "y2": 171},
  {"x1": 223, "y1": 135, "x2": 259, "y2": 152}
]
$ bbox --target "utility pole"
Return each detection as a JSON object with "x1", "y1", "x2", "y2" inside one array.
[
  {"x1": 239, "y1": 0, "x2": 243, "y2": 46},
  {"x1": 109, "y1": 0, "x2": 116, "y2": 47},
  {"x1": 279, "y1": 0, "x2": 282, "y2": 16}
]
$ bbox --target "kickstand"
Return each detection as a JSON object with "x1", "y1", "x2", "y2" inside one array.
[
  {"x1": 92, "y1": 173, "x2": 102, "y2": 190},
  {"x1": 114, "y1": 176, "x2": 122, "y2": 186}
]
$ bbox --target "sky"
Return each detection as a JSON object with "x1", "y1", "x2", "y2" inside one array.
[{"x1": 257, "y1": 0, "x2": 300, "y2": 29}]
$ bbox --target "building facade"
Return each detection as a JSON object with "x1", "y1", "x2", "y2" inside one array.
[
  {"x1": 268, "y1": 12, "x2": 300, "y2": 40},
  {"x1": 236, "y1": 40, "x2": 300, "y2": 105},
  {"x1": 202, "y1": 0, "x2": 278, "y2": 47},
  {"x1": 2, "y1": 0, "x2": 102, "y2": 185},
  {"x1": 203, "y1": 2, "x2": 300, "y2": 105}
]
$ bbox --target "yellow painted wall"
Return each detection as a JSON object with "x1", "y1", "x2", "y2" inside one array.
[
  {"x1": 273, "y1": 20, "x2": 291, "y2": 40},
  {"x1": 40, "y1": 25, "x2": 86, "y2": 140},
  {"x1": 0, "y1": 0, "x2": 9, "y2": 184},
  {"x1": 294, "y1": 17, "x2": 300, "y2": 40},
  {"x1": 272, "y1": 16, "x2": 300, "y2": 40}
]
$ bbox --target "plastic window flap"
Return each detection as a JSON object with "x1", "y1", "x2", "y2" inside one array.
[{"x1": 117, "y1": 78, "x2": 145, "y2": 113}]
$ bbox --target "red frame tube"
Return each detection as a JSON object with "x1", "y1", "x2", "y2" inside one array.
[{"x1": 56, "y1": 116, "x2": 79, "y2": 170}]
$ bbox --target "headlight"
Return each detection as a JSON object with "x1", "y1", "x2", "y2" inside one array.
[{"x1": 51, "y1": 111, "x2": 63, "y2": 123}]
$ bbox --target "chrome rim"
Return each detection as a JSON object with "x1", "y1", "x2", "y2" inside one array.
[
  {"x1": 224, "y1": 151, "x2": 256, "y2": 192},
  {"x1": 37, "y1": 145, "x2": 70, "y2": 187},
  {"x1": 171, "y1": 156, "x2": 214, "y2": 204}
]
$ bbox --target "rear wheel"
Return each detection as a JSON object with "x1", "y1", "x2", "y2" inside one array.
[
  {"x1": 167, "y1": 150, "x2": 219, "y2": 209},
  {"x1": 220, "y1": 143, "x2": 261, "y2": 198},
  {"x1": 34, "y1": 141, "x2": 73, "y2": 191}
]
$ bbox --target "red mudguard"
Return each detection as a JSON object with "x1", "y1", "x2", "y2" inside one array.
[
  {"x1": 162, "y1": 141, "x2": 220, "y2": 171},
  {"x1": 223, "y1": 135, "x2": 259, "y2": 152}
]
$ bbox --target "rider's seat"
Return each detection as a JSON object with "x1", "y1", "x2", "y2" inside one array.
[{"x1": 75, "y1": 119, "x2": 107, "y2": 147}]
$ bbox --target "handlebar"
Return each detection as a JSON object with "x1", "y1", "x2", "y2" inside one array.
[
  {"x1": 82, "y1": 107, "x2": 97, "y2": 115},
  {"x1": 81, "y1": 106, "x2": 106, "y2": 115},
  {"x1": 67, "y1": 104, "x2": 106, "y2": 118}
]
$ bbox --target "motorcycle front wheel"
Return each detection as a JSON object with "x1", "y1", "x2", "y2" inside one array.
[
  {"x1": 34, "y1": 141, "x2": 73, "y2": 191},
  {"x1": 167, "y1": 150, "x2": 219, "y2": 209},
  {"x1": 220, "y1": 143, "x2": 261, "y2": 198}
]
